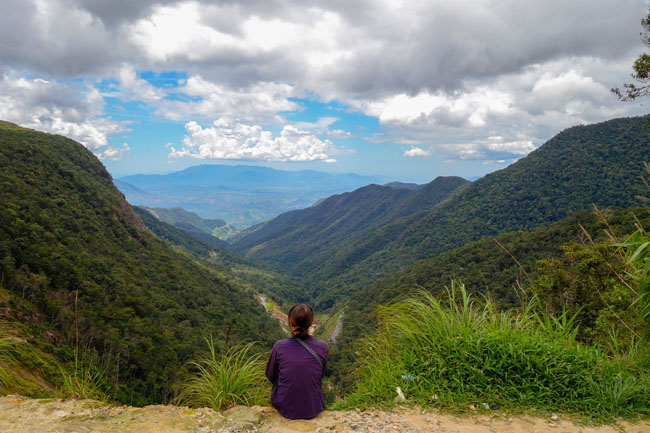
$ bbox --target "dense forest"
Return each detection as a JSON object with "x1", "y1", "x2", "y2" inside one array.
[
  {"x1": 133, "y1": 206, "x2": 308, "y2": 307},
  {"x1": 0, "y1": 121, "x2": 284, "y2": 405},
  {"x1": 233, "y1": 176, "x2": 469, "y2": 302}
]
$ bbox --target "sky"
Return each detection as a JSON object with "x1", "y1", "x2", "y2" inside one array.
[{"x1": 0, "y1": 0, "x2": 648, "y2": 183}]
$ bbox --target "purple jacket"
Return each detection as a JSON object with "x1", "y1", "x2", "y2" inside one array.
[{"x1": 265, "y1": 336, "x2": 328, "y2": 419}]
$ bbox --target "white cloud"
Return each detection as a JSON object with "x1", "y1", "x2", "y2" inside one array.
[
  {"x1": 349, "y1": 55, "x2": 648, "y2": 161},
  {"x1": 170, "y1": 119, "x2": 337, "y2": 162},
  {"x1": 293, "y1": 117, "x2": 339, "y2": 131},
  {"x1": 403, "y1": 146, "x2": 431, "y2": 157},
  {"x1": 485, "y1": 138, "x2": 536, "y2": 155},
  {"x1": 327, "y1": 129, "x2": 352, "y2": 139},
  {"x1": 156, "y1": 75, "x2": 299, "y2": 123},
  {"x1": 110, "y1": 63, "x2": 165, "y2": 102},
  {"x1": 0, "y1": 72, "x2": 124, "y2": 153},
  {"x1": 1, "y1": 0, "x2": 648, "y2": 172},
  {"x1": 98, "y1": 142, "x2": 131, "y2": 160},
  {"x1": 356, "y1": 88, "x2": 513, "y2": 128}
]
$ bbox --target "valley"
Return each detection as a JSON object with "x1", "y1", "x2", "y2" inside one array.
[
  {"x1": 4, "y1": 0, "x2": 650, "y2": 429},
  {"x1": 1, "y1": 114, "x2": 650, "y2": 423}
]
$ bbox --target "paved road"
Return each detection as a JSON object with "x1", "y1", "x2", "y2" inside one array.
[{"x1": 329, "y1": 311, "x2": 344, "y2": 342}]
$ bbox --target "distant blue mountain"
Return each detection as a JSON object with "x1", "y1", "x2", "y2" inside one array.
[
  {"x1": 116, "y1": 164, "x2": 385, "y2": 227},
  {"x1": 120, "y1": 164, "x2": 381, "y2": 191}
]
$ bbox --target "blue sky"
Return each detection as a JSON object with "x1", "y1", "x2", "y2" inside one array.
[{"x1": 1, "y1": 0, "x2": 648, "y2": 184}]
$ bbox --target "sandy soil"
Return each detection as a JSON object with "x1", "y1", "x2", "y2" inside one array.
[{"x1": 2, "y1": 395, "x2": 650, "y2": 433}]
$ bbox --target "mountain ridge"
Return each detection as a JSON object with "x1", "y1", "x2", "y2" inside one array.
[
  {"x1": 233, "y1": 176, "x2": 470, "y2": 280},
  {"x1": 233, "y1": 115, "x2": 650, "y2": 308},
  {"x1": 0, "y1": 121, "x2": 283, "y2": 405}
]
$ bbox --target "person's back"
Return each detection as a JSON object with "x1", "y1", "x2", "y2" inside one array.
[{"x1": 265, "y1": 304, "x2": 328, "y2": 419}]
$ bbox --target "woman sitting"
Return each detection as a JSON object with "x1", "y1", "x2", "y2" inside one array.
[{"x1": 265, "y1": 303, "x2": 328, "y2": 419}]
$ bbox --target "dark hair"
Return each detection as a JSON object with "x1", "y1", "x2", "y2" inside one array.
[{"x1": 287, "y1": 303, "x2": 313, "y2": 339}]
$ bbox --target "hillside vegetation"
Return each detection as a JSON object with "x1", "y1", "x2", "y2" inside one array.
[
  {"x1": 133, "y1": 206, "x2": 308, "y2": 307},
  {"x1": 332, "y1": 207, "x2": 650, "y2": 364},
  {"x1": 343, "y1": 285, "x2": 650, "y2": 420},
  {"x1": 0, "y1": 121, "x2": 283, "y2": 405},
  {"x1": 141, "y1": 206, "x2": 237, "y2": 240},
  {"x1": 235, "y1": 115, "x2": 650, "y2": 308},
  {"x1": 234, "y1": 176, "x2": 469, "y2": 302},
  {"x1": 135, "y1": 207, "x2": 231, "y2": 248}
]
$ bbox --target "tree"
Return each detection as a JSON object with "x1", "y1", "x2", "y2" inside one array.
[{"x1": 612, "y1": 10, "x2": 650, "y2": 101}]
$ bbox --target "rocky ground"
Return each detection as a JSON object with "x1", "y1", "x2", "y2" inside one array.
[{"x1": 1, "y1": 395, "x2": 650, "y2": 433}]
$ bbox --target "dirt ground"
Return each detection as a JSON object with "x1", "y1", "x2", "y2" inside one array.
[{"x1": 2, "y1": 395, "x2": 650, "y2": 433}]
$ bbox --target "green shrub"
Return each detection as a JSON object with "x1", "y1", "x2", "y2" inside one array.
[
  {"x1": 175, "y1": 340, "x2": 268, "y2": 410},
  {"x1": 342, "y1": 283, "x2": 650, "y2": 419},
  {"x1": 58, "y1": 359, "x2": 107, "y2": 401}
]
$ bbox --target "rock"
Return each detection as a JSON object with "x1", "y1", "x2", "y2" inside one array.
[
  {"x1": 286, "y1": 420, "x2": 318, "y2": 432},
  {"x1": 550, "y1": 413, "x2": 558, "y2": 421},
  {"x1": 394, "y1": 387, "x2": 406, "y2": 403},
  {"x1": 222, "y1": 405, "x2": 262, "y2": 430},
  {"x1": 469, "y1": 405, "x2": 477, "y2": 411},
  {"x1": 328, "y1": 423, "x2": 346, "y2": 432},
  {"x1": 194, "y1": 408, "x2": 226, "y2": 430}
]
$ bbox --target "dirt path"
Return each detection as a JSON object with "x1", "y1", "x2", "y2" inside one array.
[
  {"x1": 255, "y1": 294, "x2": 289, "y2": 335},
  {"x1": 2, "y1": 395, "x2": 649, "y2": 433}
]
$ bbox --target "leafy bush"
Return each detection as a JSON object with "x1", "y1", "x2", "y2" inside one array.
[
  {"x1": 175, "y1": 340, "x2": 268, "y2": 410},
  {"x1": 342, "y1": 283, "x2": 650, "y2": 419}
]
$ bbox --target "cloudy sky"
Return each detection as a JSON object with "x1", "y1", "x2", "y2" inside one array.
[{"x1": 1, "y1": 0, "x2": 648, "y2": 182}]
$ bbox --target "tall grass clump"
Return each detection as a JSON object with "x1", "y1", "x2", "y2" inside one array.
[
  {"x1": 58, "y1": 360, "x2": 107, "y2": 400},
  {"x1": 0, "y1": 323, "x2": 22, "y2": 388},
  {"x1": 343, "y1": 282, "x2": 650, "y2": 419},
  {"x1": 175, "y1": 339, "x2": 268, "y2": 411},
  {"x1": 58, "y1": 290, "x2": 107, "y2": 400},
  {"x1": 0, "y1": 321, "x2": 53, "y2": 394}
]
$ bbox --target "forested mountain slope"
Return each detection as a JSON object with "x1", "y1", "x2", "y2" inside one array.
[
  {"x1": 236, "y1": 115, "x2": 650, "y2": 308},
  {"x1": 133, "y1": 206, "x2": 308, "y2": 306},
  {"x1": 0, "y1": 121, "x2": 283, "y2": 405},
  {"x1": 136, "y1": 206, "x2": 232, "y2": 247},
  {"x1": 328, "y1": 206, "x2": 650, "y2": 387},
  {"x1": 346, "y1": 206, "x2": 650, "y2": 330},
  {"x1": 233, "y1": 176, "x2": 469, "y2": 277}
]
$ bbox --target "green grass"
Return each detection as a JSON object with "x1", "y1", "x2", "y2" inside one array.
[
  {"x1": 175, "y1": 340, "x2": 269, "y2": 411},
  {"x1": 339, "y1": 283, "x2": 650, "y2": 420},
  {"x1": 0, "y1": 324, "x2": 22, "y2": 388},
  {"x1": 0, "y1": 320, "x2": 58, "y2": 396},
  {"x1": 58, "y1": 359, "x2": 107, "y2": 401}
]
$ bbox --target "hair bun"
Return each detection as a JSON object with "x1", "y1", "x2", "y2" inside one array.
[{"x1": 288, "y1": 303, "x2": 314, "y2": 338}]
